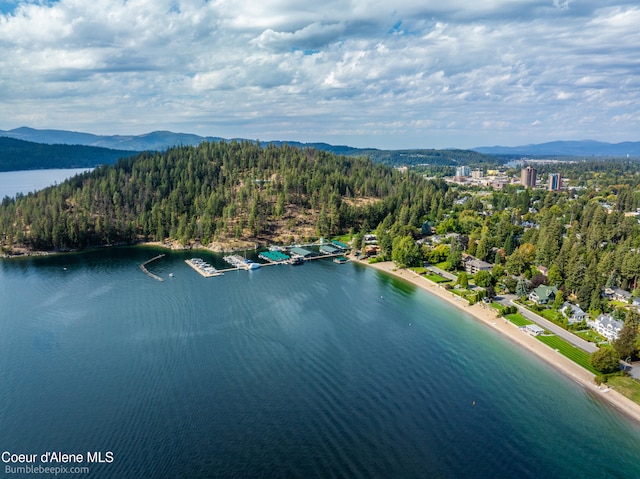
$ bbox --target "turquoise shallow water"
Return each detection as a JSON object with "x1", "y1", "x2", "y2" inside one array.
[{"x1": 1, "y1": 247, "x2": 640, "y2": 478}]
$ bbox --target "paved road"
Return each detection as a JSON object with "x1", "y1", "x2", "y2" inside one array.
[
  {"x1": 424, "y1": 263, "x2": 458, "y2": 282},
  {"x1": 494, "y1": 294, "x2": 598, "y2": 353}
]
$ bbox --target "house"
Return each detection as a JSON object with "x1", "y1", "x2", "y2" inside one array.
[
  {"x1": 462, "y1": 255, "x2": 493, "y2": 275},
  {"x1": 536, "y1": 265, "x2": 549, "y2": 277},
  {"x1": 603, "y1": 287, "x2": 632, "y2": 302},
  {"x1": 529, "y1": 285, "x2": 558, "y2": 305},
  {"x1": 613, "y1": 288, "x2": 632, "y2": 303},
  {"x1": 562, "y1": 302, "x2": 587, "y2": 325},
  {"x1": 588, "y1": 314, "x2": 624, "y2": 341}
]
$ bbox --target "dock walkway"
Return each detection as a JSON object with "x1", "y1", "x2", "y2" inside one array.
[
  {"x1": 185, "y1": 258, "x2": 224, "y2": 277},
  {"x1": 140, "y1": 254, "x2": 165, "y2": 282}
]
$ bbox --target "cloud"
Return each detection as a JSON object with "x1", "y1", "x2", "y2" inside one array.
[{"x1": 0, "y1": 0, "x2": 639, "y2": 148}]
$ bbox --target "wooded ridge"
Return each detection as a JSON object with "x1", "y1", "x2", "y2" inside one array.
[{"x1": 0, "y1": 141, "x2": 444, "y2": 252}]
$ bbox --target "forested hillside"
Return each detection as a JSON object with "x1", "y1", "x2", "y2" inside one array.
[
  {"x1": 0, "y1": 137, "x2": 136, "y2": 171},
  {"x1": 0, "y1": 141, "x2": 448, "y2": 252}
]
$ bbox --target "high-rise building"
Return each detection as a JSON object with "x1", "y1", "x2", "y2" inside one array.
[
  {"x1": 521, "y1": 166, "x2": 537, "y2": 188},
  {"x1": 548, "y1": 173, "x2": 562, "y2": 191},
  {"x1": 455, "y1": 166, "x2": 470, "y2": 177},
  {"x1": 471, "y1": 169, "x2": 483, "y2": 179}
]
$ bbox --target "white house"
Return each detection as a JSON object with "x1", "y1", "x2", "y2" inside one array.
[
  {"x1": 562, "y1": 302, "x2": 587, "y2": 325},
  {"x1": 588, "y1": 314, "x2": 624, "y2": 341}
]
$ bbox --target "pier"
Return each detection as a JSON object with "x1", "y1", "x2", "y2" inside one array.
[
  {"x1": 140, "y1": 254, "x2": 165, "y2": 282},
  {"x1": 185, "y1": 258, "x2": 224, "y2": 277},
  {"x1": 184, "y1": 243, "x2": 352, "y2": 278}
]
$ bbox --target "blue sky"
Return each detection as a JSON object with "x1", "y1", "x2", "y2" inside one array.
[{"x1": 1, "y1": 0, "x2": 639, "y2": 149}]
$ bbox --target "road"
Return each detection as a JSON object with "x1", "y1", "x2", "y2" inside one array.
[
  {"x1": 422, "y1": 265, "x2": 640, "y2": 376},
  {"x1": 494, "y1": 294, "x2": 598, "y2": 354},
  {"x1": 424, "y1": 264, "x2": 458, "y2": 282}
]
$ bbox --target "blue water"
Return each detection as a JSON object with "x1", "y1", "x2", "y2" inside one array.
[
  {"x1": 1, "y1": 248, "x2": 639, "y2": 478},
  {"x1": 0, "y1": 168, "x2": 92, "y2": 199}
]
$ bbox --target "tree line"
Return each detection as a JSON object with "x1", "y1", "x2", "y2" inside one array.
[{"x1": 0, "y1": 141, "x2": 449, "y2": 252}]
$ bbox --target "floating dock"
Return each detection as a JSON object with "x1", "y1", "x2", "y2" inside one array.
[
  {"x1": 185, "y1": 258, "x2": 224, "y2": 277},
  {"x1": 140, "y1": 254, "x2": 165, "y2": 282},
  {"x1": 223, "y1": 254, "x2": 261, "y2": 270}
]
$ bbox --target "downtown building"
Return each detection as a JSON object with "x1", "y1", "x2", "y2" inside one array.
[
  {"x1": 521, "y1": 166, "x2": 537, "y2": 188},
  {"x1": 548, "y1": 173, "x2": 562, "y2": 191}
]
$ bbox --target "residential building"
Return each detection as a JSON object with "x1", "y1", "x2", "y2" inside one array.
[
  {"x1": 521, "y1": 166, "x2": 537, "y2": 188},
  {"x1": 529, "y1": 285, "x2": 558, "y2": 305},
  {"x1": 603, "y1": 287, "x2": 632, "y2": 302},
  {"x1": 471, "y1": 169, "x2": 484, "y2": 179},
  {"x1": 548, "y1": 173, "x2": 562, "y2": 191},
  {"x1": 462, "y1": 255, "x2": 493, "y2": 275},
  {"x1": 562, "y1": 302, "x2": 587, "y2": 325},
  {"x1": 588, "y1": 314, "x2": 624, "y2": 341}
]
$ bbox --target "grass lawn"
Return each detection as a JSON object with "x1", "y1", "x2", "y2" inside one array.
[
  {"x1": 536, "y1": 335, "x2": 598, "y2": 374},
  {"x1": 331, "y1": 234, "x2": 351, "y2": 244},
  {"x1": 505, "y1": 313, "x2": 532, "y2": 327},
  {"x1": 539, "y1": 309, "x2": 565, "y2": 324},
  {"x1": 607, "y1": 376, "x2": 640, "y2": 403},
  {"x1": 576, "y1": 329, "x2": 606, "y2": 343},
  {"x1": 409, "y1": 267, "x2": 428, "y2": 275},
  {"x1": 424, "y1": 273, "x2": 451, "y2": 284},
  {"x1": 434, "y1": 261, "x2": 450, "y2": 271}
]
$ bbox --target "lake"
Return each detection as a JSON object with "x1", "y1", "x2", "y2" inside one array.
[
  {"x1": 1, "y1": 247, "x2": 640, "y2": 478},
  {"x1": 0, "y1": 168, "x2": 92, "y2": 199}
]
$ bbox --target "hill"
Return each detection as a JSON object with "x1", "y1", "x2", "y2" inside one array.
[
  {"x1": 0, "y1": 137, "x2": 138, "y2": 172},
  {"x1": 0, "y1": 141, "x2": 447, "y2": 253},
  {"x1": 473, "y1": 140, "x2": 640, "y2": 157},
  {"x1": 0, "y1": 126, "x2": 224, "y2": 152},
  {"x1": 0, "y1": 127, "x2": 499, "y2": 168}
]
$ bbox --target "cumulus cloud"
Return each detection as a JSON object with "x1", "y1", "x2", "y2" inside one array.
[{"x1": 0, "y1": 0, "x2": 639, "y2": 148}]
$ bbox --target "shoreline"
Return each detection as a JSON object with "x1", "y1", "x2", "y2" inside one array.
[
  {"x1": 1, "y1": 238, "x2": 264, "y2": 259},
  {"x1": 363, "y1": 260, "x2": 640, "y2": 425}
]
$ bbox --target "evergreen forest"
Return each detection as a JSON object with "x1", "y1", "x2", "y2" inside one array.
[{"x1": 0, "y1": 141, "x2": 445, "y2": 251}]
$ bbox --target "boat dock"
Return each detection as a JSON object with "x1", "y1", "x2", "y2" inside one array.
[
  {"x1": 140, "y1": 254, "x2": 165, "y2": 282},
  {"x1": 184, "y1": 242, "x2": 351, "y2": 278},
  {"x1": 223, "y1": 254, "x2": 261, "y2": 270},
  {"x1": 258, "y1": 250, "x2": 291, "y2": 264},
  {"x1": 185, "y1": 258, "x2": 224, "y2": 277}
]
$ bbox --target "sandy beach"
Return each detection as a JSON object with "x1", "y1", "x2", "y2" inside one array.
[{"x1": 365, "y1": 260, "x2": 640, "y2": 425}]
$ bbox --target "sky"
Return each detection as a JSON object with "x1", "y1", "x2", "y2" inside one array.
[{"x1": 0, "y1": 0, "x2": 639, "y2": 149}]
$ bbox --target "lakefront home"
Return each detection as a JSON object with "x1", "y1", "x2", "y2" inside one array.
[
  {"x1": 562, "y1": 302, "x2": 587, "y2": 325},
  {"x1": 462, "y1": 255, "x2": 493, "y2": 275},
  {"x1": 588, "y1": 314, "x2": 624, "y2": 341},
  {"x1": 529, "y1": 285, "x2": 558, "y2": 305}
]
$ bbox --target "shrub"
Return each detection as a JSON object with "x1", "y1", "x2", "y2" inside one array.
[{"x1": 590, "y1": 347, "x2": 621, "y2": 374}]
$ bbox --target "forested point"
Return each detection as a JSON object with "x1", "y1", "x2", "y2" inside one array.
[
  {"x1": 0, "y1": 141, "x2": 445, "y2": 252},
  {"x1": 0, "y1": 137, "x2": 137, "y2": 171}
]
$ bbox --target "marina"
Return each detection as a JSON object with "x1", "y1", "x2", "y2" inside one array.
[
  {"x1": 182, "y1": 243, "x2": 352, "y2": 278},
  {"x1": 185, "y1": 258, "x2": 224, "y2": 277},
  {"x1": 223, "y1": 254, "x2": 261, "y2": 270}
]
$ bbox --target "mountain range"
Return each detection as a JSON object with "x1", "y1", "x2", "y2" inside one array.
[
  {"x1": 473, "y1": 140, "x2": 640, "y2": 157},
  {"x1": 1, "y1": 126, "x2": 639, "y2": 164},
  {"x1": 0, "y1": 127, "x2": 495, "y2": 168}
]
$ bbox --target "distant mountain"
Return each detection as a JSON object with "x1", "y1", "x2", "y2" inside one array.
[
  {"x1": 0, "y1": 127, "x2": 225, "y2": 151},
  {"x1": 0, "y1": 137, "x2": 137, "y2": 172},
  {"x1": 0, "y1": 127, "x2": 501, "y2": 168},
  {"x1": 473, "y1": 140, "x2": 640, "y2": 157}
]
